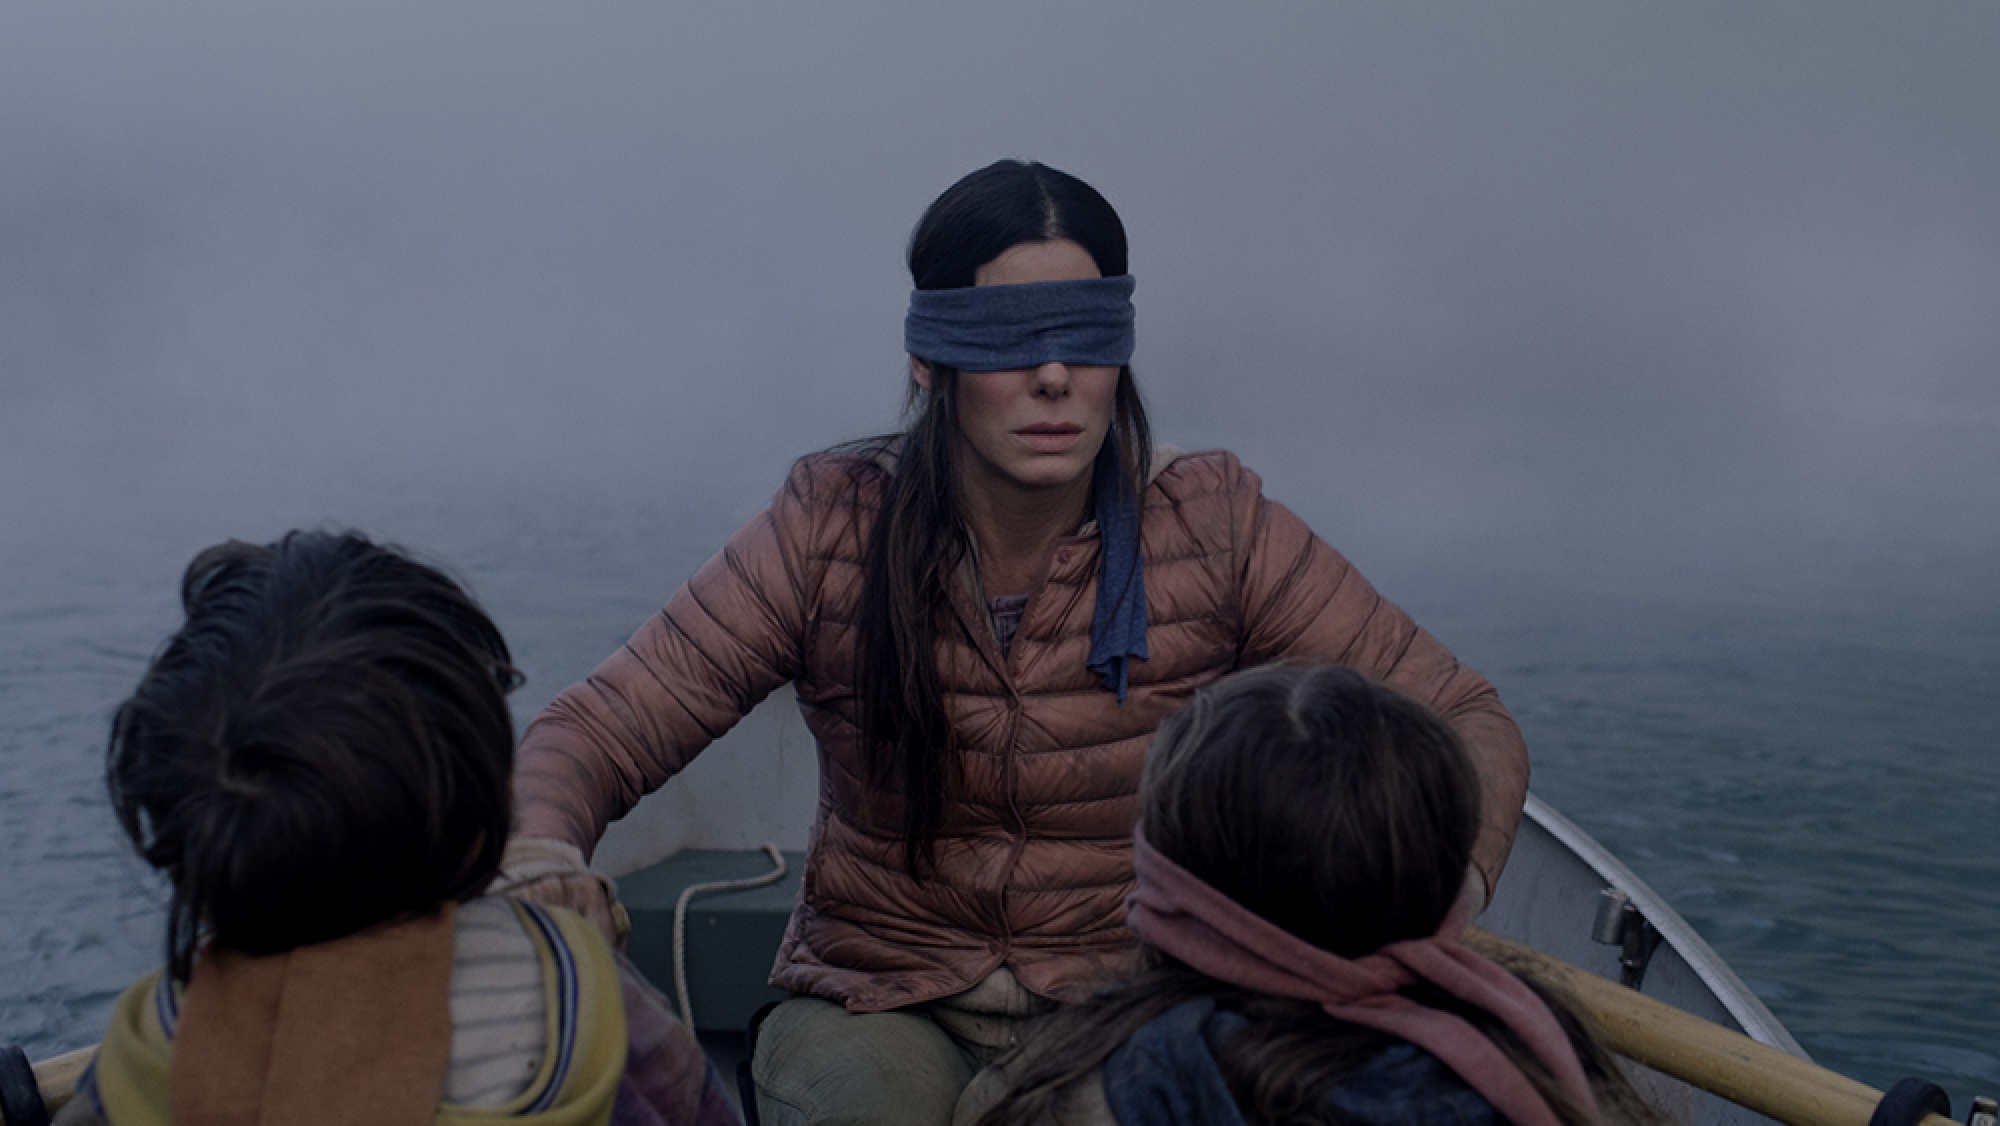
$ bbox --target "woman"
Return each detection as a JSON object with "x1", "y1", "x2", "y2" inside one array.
[
  {"x1": 504, "y1": 159, "x2": 1530, "y2": 1125},
  {"x1": 965, "y1": 664, "x2": 1655, "y2": 1126}
]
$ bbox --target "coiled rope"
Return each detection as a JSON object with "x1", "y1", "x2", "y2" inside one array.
[{"x1": 672, "y1": 843, "x2": 789, "y2": 1031}]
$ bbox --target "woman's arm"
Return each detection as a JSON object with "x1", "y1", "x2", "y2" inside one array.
[
  {"x1": 511, "y1": 461, "x2": 830, "y2": 858},
  {"x1": 1225, "y1": 459, "x2": 1529, "y2": 894}
]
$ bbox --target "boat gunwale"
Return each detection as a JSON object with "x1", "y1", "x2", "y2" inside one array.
[{"x1": 1521, "y1": 794, "x2": 1804, "y2": 1058}]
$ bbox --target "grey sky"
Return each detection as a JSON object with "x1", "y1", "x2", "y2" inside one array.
[{"x1": 3, "y1": 1, "x2": 1996, "y2": 565}]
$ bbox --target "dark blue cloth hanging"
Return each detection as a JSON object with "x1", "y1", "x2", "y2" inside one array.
[{"x1": 1086, "y1": 437, "x2": 1147, "y2": 703}]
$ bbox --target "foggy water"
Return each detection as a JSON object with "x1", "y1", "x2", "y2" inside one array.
[{"x1": 3, "y1": 0, "x2": 1997, "y2": 1110}]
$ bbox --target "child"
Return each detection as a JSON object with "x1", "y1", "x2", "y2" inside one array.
[
  {"x1": 966, "y1": 664, "x2": 1658, "y2": 1126},
  {"x1": 61, "y1": 531, "x2": 739, "y2": 1126}
]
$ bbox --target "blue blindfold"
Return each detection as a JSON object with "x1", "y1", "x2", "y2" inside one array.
[{"x1": 904, "y1": 275, "x2": 1136, "y2": 373}]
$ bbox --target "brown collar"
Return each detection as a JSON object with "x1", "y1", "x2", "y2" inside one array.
[{"x1": 170, "y1": 904, "x2": 457, "y2": 1126}]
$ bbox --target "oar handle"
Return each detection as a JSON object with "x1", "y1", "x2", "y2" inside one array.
[
  {"x1": 0, "y1": 1045, "x2": 92, "y2": 1125},
  {"x1": 1464, "y1": 927, "x2": 1955, "y2": 1126}
]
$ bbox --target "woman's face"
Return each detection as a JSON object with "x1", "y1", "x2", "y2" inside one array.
[{"x1": 914, "y1": 238, "x2": 1121, "y2": 502}]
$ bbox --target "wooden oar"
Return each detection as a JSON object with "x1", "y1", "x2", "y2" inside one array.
[
  {"x1": 1465, "y1": 927, "x2": 1955, "y2": 1126},
  {"x1": 2, "y1": 1045, "x2": 90, "y2": 1124},
  {"x1": 7, "y1": 940, "x2": 1962, "y2": 1126}
]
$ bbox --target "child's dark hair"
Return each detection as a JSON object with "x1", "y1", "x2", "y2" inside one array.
[
  {"x1": 107, "y1": 530, "x2": 522, "y2": 981},
  {"x1": 1142, "y1": 661, "x2": 1481, "y2": 958}
]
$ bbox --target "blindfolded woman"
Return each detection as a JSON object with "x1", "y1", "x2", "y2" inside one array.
[{"x1": 505, "y1": 159, "x2": 1531, "y2": 1125}]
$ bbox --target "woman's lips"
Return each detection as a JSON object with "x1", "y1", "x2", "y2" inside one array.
[{"x1": 1014, "y1": 425, "x2": 1082, "y2": 453}]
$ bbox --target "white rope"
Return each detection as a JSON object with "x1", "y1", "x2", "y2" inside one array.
[{"x1": 671, "y1": 843, "x2": 789, "y2": 1031}]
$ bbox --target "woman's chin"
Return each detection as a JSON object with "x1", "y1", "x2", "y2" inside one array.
[
  {"x1": 1006, "y1": 456, "x2": 1096, "y2": 492},
  {"x1": 958, "y1": 435, "x2": 1105, "y2": 497}
]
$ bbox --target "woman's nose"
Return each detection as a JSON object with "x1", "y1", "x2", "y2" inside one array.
[{"x1": 1031, "y1": 361, "x2": 1071, "y2": 395}]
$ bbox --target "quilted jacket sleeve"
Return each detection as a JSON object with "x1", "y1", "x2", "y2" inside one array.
[
  {"x1": 1227, "y1": 458, "x2": 1529, "y2": 890},
  {"x1": 512, "y1": 461, "x2": 827, "y2": 856}
]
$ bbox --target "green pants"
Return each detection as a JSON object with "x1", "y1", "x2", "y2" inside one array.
[{"x1": 749, "y1": 996, "x2": 1022, "y2": 1126}]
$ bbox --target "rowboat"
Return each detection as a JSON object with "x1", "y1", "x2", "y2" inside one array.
[
  {"x1": 589, "y1": 700, "x2": 1980, "y2": 1126},
  {"x1": 602, "y1": 797, "x2": 1878, "y2": 1126},
  {"x1": 5, "y1": 698, "x2": 1986, "y2": 1126}
]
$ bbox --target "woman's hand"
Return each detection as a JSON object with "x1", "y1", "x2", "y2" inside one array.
[{"x1": 494, "y1": 837, "x2": 633, "y2": 949}]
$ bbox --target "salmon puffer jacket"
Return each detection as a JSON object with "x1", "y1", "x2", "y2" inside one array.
[{"x1": 513, "y1": 447, "x2": 1528, "y2": 1012}]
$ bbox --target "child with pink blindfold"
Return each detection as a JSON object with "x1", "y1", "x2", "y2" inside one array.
[{"x1": 965, "y1": 664, "x2": 1659, "y2": 1126}]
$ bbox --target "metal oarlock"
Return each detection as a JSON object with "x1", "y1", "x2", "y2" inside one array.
[
  {"x1": 1966, "y1": 1094, "x2": 1996, "y2": 1126},
  {"x1": 1591, "y1": 887, "x2": 1664, "y2": 990}
]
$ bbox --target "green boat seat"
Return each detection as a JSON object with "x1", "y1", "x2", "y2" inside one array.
[{"x1": 618, "y1": 848, "x2": 805, "y2": 1033}]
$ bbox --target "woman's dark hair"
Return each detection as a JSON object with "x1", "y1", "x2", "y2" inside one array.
[
  {"x1": 856, "y1": 159, "x2": 1153, "y2": 876},
  {"x1": 977, "y1": 665, "x2": 1660, "y2": 1126},
  {"x1": 106, "y1": 530, "x2": 522, "y2": 981}
]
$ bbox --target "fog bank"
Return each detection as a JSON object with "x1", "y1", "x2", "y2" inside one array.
[{"x1": 4, "y1": 2, "x2": 1997, "y2": 574}]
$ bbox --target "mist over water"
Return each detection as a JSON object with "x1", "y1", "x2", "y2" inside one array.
[
  {"x1": 3, "y1": 0, "x2": 1996, "y2": 1104},
  {"x1": 6, "y1": 2, "x2": 1998, "y2": 556}
]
